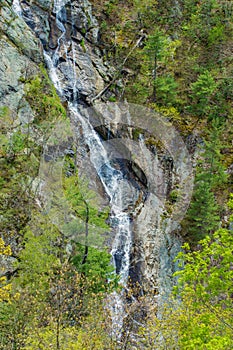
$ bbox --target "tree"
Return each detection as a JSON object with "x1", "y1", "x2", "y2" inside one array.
[
  {"x1": 185, "y1": 171, "x2": 220, "y2": 241},
  {"x1": 147, "y1": 30, "x2": 179, "y2": 105},
  {"x1": 72, "y1": 243, "x2": 118, "y2": 294},
  {"x1": 189, "y1": 70, "x2": 217, "y2": 118},
  {"x1": 203, "y1": 120, "x2": 228, "y2": 188},
  {"x1": 184, "y1": 120, "x2": 227, "y2": 241},
  {"x1": 63, "y1": 175, "x2": 117, "y2": 293},
  {"x1": 131, "y1": 28, "x2": 179, "y2": 105},
  {"x1": 0, "y1": 172, "x2": 116, "y2": 349},
  {"x1": 63, "y1": 175, "x2": 109, "y2": 257},
  {"x1": 0, "y1": 214, "x2": 61, "y2": 349},
  {"x1": 173, "y1": 227, "x2": 233, "y2": 349},
  {"x1": 140, "y1": 217, "x2": 233, "y2": 349},
  {"x1": 22, "y1": 302, "x2": 116, "y2": 350}
]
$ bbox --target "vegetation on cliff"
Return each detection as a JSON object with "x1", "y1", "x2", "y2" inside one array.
[
  {"x1": 0, "y1": 0, "x2": 233, "y2": 348},
  {"x1": 92, "y1": 0, "x2": 233, "y2": 238}
]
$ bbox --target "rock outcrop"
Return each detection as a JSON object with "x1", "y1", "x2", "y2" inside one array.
[
  {"x1": 0, "y1": 0, "x2": 43, "y2": 122},
  {"x1": 0, "y1": 0, "x2": 193, "y2": 298},
  {"x1": 17, "y1": 0, "x2": 114, "y2": 102}
]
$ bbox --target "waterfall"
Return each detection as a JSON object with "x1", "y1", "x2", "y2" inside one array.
[
  {"x1": 46, "y1": 1, "x2": 133, "y2": 333},
  {"x1": 69, "y1": 105, "x2": 131, "y2": 336},
  {"x1": 69, "y1": 105, "x2": 132, "y2": 286},
  {"x1": 12, "y1": 0, "x2": 22, "y2": 16},
  {"x1": 12, "y1": 0, "x2": 134, "y2": 335},
  {"x1": 49, "y1": 0, "x2": 132, "y2": 291},
  {"x1": 12, "y1": 0, "x2": 193, "y2": 339}
]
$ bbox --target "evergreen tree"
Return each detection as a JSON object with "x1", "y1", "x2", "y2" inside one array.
[
  {"x1": 189, "y1": 70, "x2": 217, "y2": 118},
  {"x1": 185, "y1": 171, "x2": 220, "y2": 241},
  {"x1": 203, "y1": 120, "x2": 228, "y2": 188},
  {"x1": 184, "y1": 121, "x2": 227, "y2": 241}
]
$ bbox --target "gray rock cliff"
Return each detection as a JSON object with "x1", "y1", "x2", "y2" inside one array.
[{"x1": 0, "y1": 0, "x2": 193, "y2": 299}]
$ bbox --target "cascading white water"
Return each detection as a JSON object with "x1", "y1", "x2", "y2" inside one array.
[
  {"x1": 70, "y1": 104, "x2": 131, "y2": 335},
  {"x1": 12, "y1": 0, "x2": 21, "y2": 16},
  {"x1": 12, "y1": 0, "x2": 133, "y2": 335},
  {"x1": 10, "y1": 0, "x2": 195, "y2": 344},
  {"x1": 69, "y1": 104, "x2": 132, "y2": 286},
  {"x1": 49, "y1": 1, "x2": 133, "y2": 334},
  {"x1": 50, "y1": 0, "x2": 132, "y2": 289}
]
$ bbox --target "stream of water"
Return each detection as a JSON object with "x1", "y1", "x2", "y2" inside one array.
[
  {"x1": 12, "y1": 0, "x2": 135, "y2": 335},
  {"x1": 50, "y1": 0, "x2": 132, "y2": 291}
]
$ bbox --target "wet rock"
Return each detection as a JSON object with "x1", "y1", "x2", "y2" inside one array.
[
  {"x1": 133, "y1": 195, "x2": 182, "y2": 296},
  {"x1": 16, "y1": 0, "x2": 111, "y2": 100},
  {"x1": 34, "y1": 0, "x2": 51, "y2": 11},
  {"x1": 70, "y1": 0, "x2": 99, "y2": 44},
  {"x1": 4, "y1": 0, "x2": 190, "y2": 303}
]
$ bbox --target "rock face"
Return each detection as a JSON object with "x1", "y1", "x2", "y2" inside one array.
[
  {"x1": 132, "y1": 193, "x2": 182, "y2": 296},
  {"x1": 0, "y1": 0, "x2": 42, "y2": 62},
  {"x1": 0, "y1": 0, "x2": 193, "y2": 297},
  {"x1": 0, "y1": 0, "x2": 43, "y2": 122},
  {"x1": 89, "y1": 103, "x2": 192, "y2": 296},
  {"x1": 17, "y1": 0, "x2": 113, "y2": 102},
  {"x1": 0, "y1": 0, "x2": 44, "y2": 274}
]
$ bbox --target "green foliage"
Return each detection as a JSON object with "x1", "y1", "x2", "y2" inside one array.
[
  {"x1": 169, "y1": 189, "x2": 180, "y2": 203},
  {"x1": 144, "y1": 30, "x2": 168, "y2": 62},
  {"x1": 175, "y1": 228, "x2": 233, "y2": 307},
  {"x1": 203, "y1": 121, "x2": 228, "y2": 188},
  {"x1": 227, "y1": 193, "x2": 233, "y2": 210},
  {"x1": 154, "y1": 74, "x2": 178, "y2": 106},
  {"x1": 21, "y1": 302, "x2": 116, "y2": 350},
  {"x1": 0, "y1": 214, "x2": 59, "y2": 348},
  {"x1": 25, "y1": 66, "x2": 66, "y2": 131},
  {"x1": 72, "y1": 243, "x2": 118, "y2": 293},
  {"x1": 61, "y1": 175, "x2": 109, "y2": 248},
  {"x1": 189, "y1": 70, "x2": 217, "y2": 117},
  {"x1": 0, "y1": 124, "x2": 36, "y2": 240},
  {"x1": 62, "y1": 175, "x2": 117, "y2": 293},
  {"x1": 174, "y1": 199, "x2": 233, "y2": 346},
  {"x1": 64, "y1": 176, "x2": 109, "y2": 229},
  {"x1": 185, "y1": 171, "x2": 220, "y2": 241},
  {"x1": 140, "y1": 209, "x2": 233, "y2": 349},
  {"x1": 0, "y1": 210, "x2": 116, "y2": 349},
  {"x1": 126, "y1": 29, "x2": 179, "y2": 105},
  {"x1": 172, "y1": 226, "x2": 233, "y2": 348},
  {"x1": 227, "y1": 193, "x2": 233, "y2": 222},
  {"x1": 184, "y1": 120, "x2": 227, "y2": 241},
  {"x1": 15, "y1": 214, "x2": 60, "y2": 293},
  {"x1": 0, "y1": 239, "x2": 12, "y2": 303}
]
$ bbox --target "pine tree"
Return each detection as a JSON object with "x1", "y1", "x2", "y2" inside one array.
[
  {"x1": 185, "y1": 171, "x2": 220, "y2": 241},
  {"x1": 203, "y1": 119, "x2": 228, "y2": 188},
  {"x1": 184, "y1": 121, "x2": 227, "y2": 241},
  {"x1": 189, "y1": 70, "x2": 217, "y2": 118}
]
